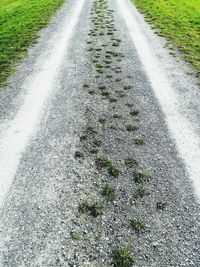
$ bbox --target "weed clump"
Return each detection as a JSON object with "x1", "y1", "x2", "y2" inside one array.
[
  {"x1": 99, "y1": 118, "x2": 106, "y2": 124},
  {"x1": 104, "y1": 60, "x2": 112, "y2": 64},
  {"x1": 99, "y1": 85, "x2": 106, "y2": 90},
  {"x1": 110, "y1": 124, "x2": 117, "y2": 130},
  {"x1": 86, "y1": 126, "x2": 97, "y2": 134},
  {"x1": 112, "y1": 42, "x2": 120, "y2": 47},
  {"x1": 130, "y1": 110, "x2": 139, "y2": 116},
  {"x1": 130, "y1": 218, "x2": 146, "y2": 233},
  {"x1": 125, "y1": 157, "x2": 138, "y2": 167},
  {"x1": 93, "y1": 139, "x2": 102, "y2": 147},
  {"x1": 112, "y1": 247, "x2": 134, "y2": 267},
  {"x1": 133, "y1": 170, "x2": 151, "y2": 183},
  {"x1": 97, "y1": 69, "x2": 103, "y2": 74},
  {"x1": 102, "y1": 184, "x2": 116, "y2": 202},
  {"x1": 96, "y1": 156, "x2": 120, "y2": 177},
  {"x1": 80, "y1": 135, "x2": 87, "y2": 141},
  {"x1": 126, "y1": 124, "x2": 138, "y2": 132},
  {"x1": 109, "y1": 97, "x2": 117, "y2": 103},
  {"x1": 108, "y1": 165, "x2": 120, "y2": 177},
  {"x1": 78, "y1": 202, "x2": 104, "y2": 217},
  {"x1": 156, "y1": 201, "x2": 166, "y2": 211},
  {"x1": 134, "y1": 186, "x2": 149, "y2": 198},
  {"x1": 88, "y1": 90, "x2": 95, "y2": 95},
  {"x1": 83, "y1": 84, "x2": 90, "y2": 88},
  {"x1": 126, "y1": 103, "x2": 133, "y2": 108},
  {"x1": 96, "y1": 156, "x2": 112, "y2": 168},
  {"x1": 113, "y1": 113, "x2": 122, "y2": 119},
  {"x1": 96, "y1": 63, "x2": 103, "y2": 69},
  {"x1": 90, "y1": 147, "x2": 100, "y2": 154},
  {"x1": 74, "y1": 151, "x2": 84, "y2": 159},
  {"x1": 101, "y1": 91, "x2": 110, "y2": 97},
  {"x1": 123, "y1": 84, "x2": 132, "y2": 90},
  {"x1": 134, "y1": 138, "x2": 144, "y2": 145}
]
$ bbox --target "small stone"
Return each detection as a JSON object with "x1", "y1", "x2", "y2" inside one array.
[
  {"x1": 71, "y1": 231, "x2": 83, "y2": 241},
  {"x1": 152, "y1": 241, "x2": 159, "y2": 248},
  {"x1": 156, "y1": 202, "x2": 166, "y2": 211}
]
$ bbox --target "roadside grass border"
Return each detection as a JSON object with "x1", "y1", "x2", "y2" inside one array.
[
  {"x1": 0, "y1": 0, "x2": 65, "y2": 87},
  {"x1": 133, "y1": 0, "x2": 200, "y2": 80}
]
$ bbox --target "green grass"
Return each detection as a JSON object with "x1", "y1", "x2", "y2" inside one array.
[
  {"x1": 101, "y1": 184, "x2": 116, "y2": 202},
  {"x1": 112, "y1": 247, "x2": 134, "y2": 267},
  {"x1": 0, "y1": 0, "x2": 65, "y2": 87},
  {"x1": 78, "y1": 201, "x2": 104, "y2": 217},
  {"x1": 134, "y1": 186, "x2": 149, "y2": 198},
  {"x1": 133, "y1": 138, "x2": 144, "y2": 145},
  {"x1": 108, "y1": 165, "x2": 120, "y2": 177},
  {"x1": 96, "y1": 156, "x2": 112, "y2": 168},
  {"x1": 90, "y1": 147, "x2": 100, "y2": 154},
  {"x1": 133, "y1": 170, "x2": 151, "y2": 183},
  {"x1": 133, "y1": 0, "x2": 200, "y2": 77},
  {"x1": 126, "y1": 124, "x2": 138, "y2": 132},
  {"x1": 130, "y1": 218, "x2": 146, "y2": 233}
]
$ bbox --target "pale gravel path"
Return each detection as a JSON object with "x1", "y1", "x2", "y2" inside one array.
[{"x1": 0, "y1": 0, "x2": 199, "y2": 266}]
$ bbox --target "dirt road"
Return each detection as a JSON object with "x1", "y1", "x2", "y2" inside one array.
[{"x1": 0, "y1": 0, "x2": 200, "y2": 266}]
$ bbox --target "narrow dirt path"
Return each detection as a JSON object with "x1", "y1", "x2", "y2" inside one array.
[{"x1": 0, "y1": 0, "x2": 200, "y2": 266}]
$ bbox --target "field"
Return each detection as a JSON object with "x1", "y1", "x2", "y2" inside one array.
[
  {"x1": 133, "y1": 0, "x2": 200, "y2": 77},
  {"x1": 0, "y1": 0, "x2": 65, "y2": 87}
]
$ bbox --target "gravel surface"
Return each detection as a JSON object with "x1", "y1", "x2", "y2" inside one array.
[{"x1": 0, "y1": 0, "x2": 200, "y2": 266}]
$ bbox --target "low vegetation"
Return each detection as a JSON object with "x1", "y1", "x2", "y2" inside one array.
[
  {"x1": 133, "y1": 0, "x2": 200, "y2": 77},
  {"x1": 78, "y1": 201, "x2": 104, "y2": 217},
  {"x1": 133, "y1": 170, "x2": 151, "y2": 183},
  {"x1": 130, "y1": 218, "x2": 146, "y2": 233},
  {"x1": 134, "y1": 186, "x2": 149, "y2": 198},
  {"x1": 101, "y1": 184, "x2": 116, "y2": 202},
  {"x1": 112, "y1": 247, "x2": 134, "y2": 267},
  {"x1": 0, "y1": 0, "x2": 65, "y2": 87}
]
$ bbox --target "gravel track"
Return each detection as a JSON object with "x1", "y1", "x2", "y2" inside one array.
[{"x1": 0, "y1": 0, "x2": 200, "y2": 266}]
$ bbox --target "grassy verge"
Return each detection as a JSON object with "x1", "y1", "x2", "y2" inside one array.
[
  {"x1": 0, "y1": 0, "x2": 65, "y2": 87},
  {"x1": 133, "y1": 0, "x2": 200, "y2": 78}
]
